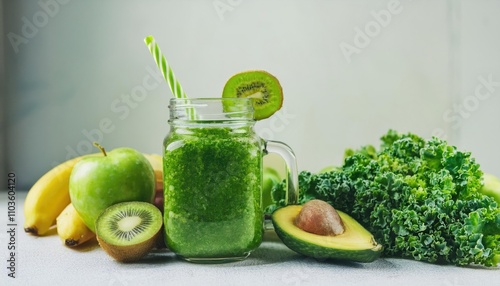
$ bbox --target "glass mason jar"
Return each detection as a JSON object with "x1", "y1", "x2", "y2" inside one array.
[{"x1": 163, "y1": 98, "x2": 298, "y2": 263}]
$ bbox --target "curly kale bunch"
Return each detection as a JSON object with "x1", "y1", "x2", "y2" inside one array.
[{"x1": 271, "y1": 130, "x2": 500, "y2": 266}]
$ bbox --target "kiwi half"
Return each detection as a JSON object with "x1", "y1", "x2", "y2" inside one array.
[
  {"x1": 222, "y1": 70, "x2": 283, "y2": 120},
  {"x1": 95, "y1": 201, "x2": 162, "y2": 262}
]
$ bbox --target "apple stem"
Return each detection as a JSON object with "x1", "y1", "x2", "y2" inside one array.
[{"x1": 93, "y1": 142, "x2": 107, "y2": 157}]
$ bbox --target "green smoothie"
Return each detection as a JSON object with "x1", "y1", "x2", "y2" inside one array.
[{"x1": 163, "y1": 126, "x2": 263, "y2": 260}]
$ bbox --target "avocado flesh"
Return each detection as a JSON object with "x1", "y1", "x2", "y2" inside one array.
[{"x1": 272, "y1": 205, "x2": 383, "y2": 262}]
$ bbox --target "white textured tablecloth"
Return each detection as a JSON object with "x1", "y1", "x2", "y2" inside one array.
[{"x1": 1, "y1": 191, "x2": 499, "y2": 286}]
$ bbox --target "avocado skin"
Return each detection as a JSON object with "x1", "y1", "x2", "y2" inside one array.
[
  {"x1": 272, "y1": 205, "x2": 383, "y2": 263},
  {"x1": 273, "y1": 223, "x2": 381, "y2": 262}
]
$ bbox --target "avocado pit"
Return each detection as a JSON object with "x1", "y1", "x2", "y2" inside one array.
[{"x1": 294, "y1": 199, "x2": 345, "y2": 236}]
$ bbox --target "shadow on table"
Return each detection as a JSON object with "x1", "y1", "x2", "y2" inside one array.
[
  {"x1": 138, "y1": 249, "x2": 178, "y2": 264},
  {"x1": 231, "y1": 230, "x2": 398, "y2": 269},
  {"x1": 243, "y1": 241, "x2": 303, "y2": 265},
  {"x1": 242, "y1": 243, "x2": 399, "y2": 269},
  {"x1": 112, "y1": 230, "x2": 399, "y2": 269},
  {"x1": 314, "y1": 256, "x2": 398, "y2": 269}
]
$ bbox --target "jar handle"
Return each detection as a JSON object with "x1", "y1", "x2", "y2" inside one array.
[{"x1": 263, "y1": 140, "x2": 299, "y2": 229}]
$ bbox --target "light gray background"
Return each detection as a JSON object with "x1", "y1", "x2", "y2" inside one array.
[
  {"x1": 1, "y1": 0, "x2": 5, "y2": 181},
  {"x1": 1, "y1": 0, "x2": 500, "y2": 189}
]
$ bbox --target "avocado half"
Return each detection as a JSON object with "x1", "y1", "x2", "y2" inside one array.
[{"x1": 272, "y1": 205, "x2": 383, "y2": 263}]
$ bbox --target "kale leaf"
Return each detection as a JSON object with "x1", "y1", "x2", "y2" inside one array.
[{"x1": 271, "y1": 130, "x2": 500, "y2": 266}]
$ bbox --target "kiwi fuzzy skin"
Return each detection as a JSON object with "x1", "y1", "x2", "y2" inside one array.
[{"x1": 97, "y1": 230, "x2": 160, "y2": 263}]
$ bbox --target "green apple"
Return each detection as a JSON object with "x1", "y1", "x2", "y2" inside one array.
[
  {"x1": 262, "y1": 166, "x2": 282, "y2": 211},
  {"x1": 318, "y1": 165, "x2": 339, "y2": 174},
  {"x1": 480, "y1": 173, "x2": 500, "y2": 204},
  {"x1": 69, "y1": 143, "x2": 155, "y2": 232}
]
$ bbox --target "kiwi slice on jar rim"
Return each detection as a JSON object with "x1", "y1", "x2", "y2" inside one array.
[
  {"x1": 222, "y1": 70, "x2": 284, "y2": 120},
  {"x1": 95, "y1": 201, "x2": 162, "y2": 262}
]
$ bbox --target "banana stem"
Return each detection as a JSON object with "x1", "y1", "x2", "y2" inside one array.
[{"x1": 93, "y1": 142, "x2": 107, "y2": 157}]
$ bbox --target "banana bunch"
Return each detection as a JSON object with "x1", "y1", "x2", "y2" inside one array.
[{"x1": 24, "y1": 153, "x2": 163, "y2": 247}]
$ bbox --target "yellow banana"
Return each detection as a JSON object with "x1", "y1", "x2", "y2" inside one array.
[
  {"x1": 143, "y1": 153, "x2": 163, "y2": 191},
  {"x1": 24, "y1": 152, "x2": 162, "y2": 236},
  {"x1": 144, "y1": 153, "x2": 164, "y2": 212},
  {"x1": 56, "y1": 203, "x2": 95, "y2": 247},
  {"x1": 24, "y1": 155, "x2": 87, "y2": 235}
]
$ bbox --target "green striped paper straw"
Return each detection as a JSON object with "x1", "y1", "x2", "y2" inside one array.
[{"x1": 144, "y1": 35, "x2": 196, "y2": 119}]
